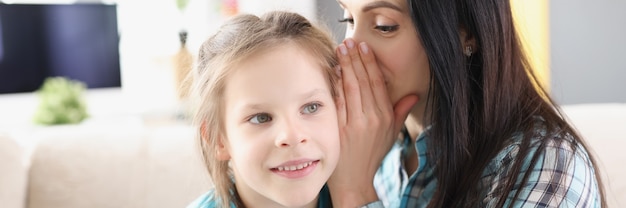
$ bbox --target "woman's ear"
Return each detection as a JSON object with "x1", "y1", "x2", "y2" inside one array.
[
  {"x1": 459, "y1": 27, "x2": 477, "y2": 56},
  {"x1": 201, "y1": 122, "x2": 231, "y2": 161}
]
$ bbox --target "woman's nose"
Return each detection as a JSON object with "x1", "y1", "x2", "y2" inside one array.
[
  {"x1": 344, "y1": 25, "x2": 364, "y2": 46},
  {"x1": 344, "y1": 26, "x2": 355, "y2": 39}
]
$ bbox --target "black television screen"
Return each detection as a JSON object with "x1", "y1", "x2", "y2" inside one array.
[{"x1": 0, "y1": 3, "x2": 120, "y2": 94}]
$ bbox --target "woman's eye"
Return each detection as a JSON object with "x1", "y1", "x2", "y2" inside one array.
[
  {"x1": 375, "y1": 25, "x2": 399, "y2": 33},
  {"x1": 249, "y1": 113, "x2": 272, "y2": 124},
  {"x1": 338, "y1": 17, "x2": 354, "y2": 25},
  {"x1": 302, "y1": 103, "x2": 321, "y2": 114}
]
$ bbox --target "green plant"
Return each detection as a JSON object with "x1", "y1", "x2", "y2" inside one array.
[
  {"x1": 176, "y1": 0, "x2": 190, "y2": 12},
  {"x1": 33, "y1": 77, "x2": 88, "y2": 125}
]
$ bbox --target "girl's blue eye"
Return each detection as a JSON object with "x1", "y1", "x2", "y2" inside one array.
[
  {"x1": 375, "y1": 25, "x2": 399, "y2": 33},
  {"x1": 249, "y1": 113, "x2": 272, "y2": 124},
  {"x1": 302, "y1": 103, "x2": 321, "y2": 114}
]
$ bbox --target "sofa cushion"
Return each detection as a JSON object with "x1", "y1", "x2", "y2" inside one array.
[
  {"x1": 26, "y1": 124, "x2": 211, "y2": 208},
  {"x1": 27, "y1": 125, "x2": 146, "y2": 208},
  {"x1": 141, "y1": 125, "x2": 212, "y2": 207},
  {"x1": 0, "y1": 133, "x2": 28, "y2": 208}
]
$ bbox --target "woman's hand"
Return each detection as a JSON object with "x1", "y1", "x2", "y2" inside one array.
[{"x1": 328, "y1": 39, "x2": 418, "y2": 207}]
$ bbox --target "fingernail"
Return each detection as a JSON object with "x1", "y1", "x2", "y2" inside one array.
[
  {"x1": 334, "y1": 65, "x2": 342, "y2": 77},
  {"x1": 359, "y1": 42, "x2": 368, "y2": 54},
  {"x1": 339, "y1": 44, "x2": 348, "y2": 55},
  {"x1": 345, "y1": 39, "x2": 355, "y2": 49}
]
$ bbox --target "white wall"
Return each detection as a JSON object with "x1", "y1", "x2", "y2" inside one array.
[
  {"x1": 239, "y1": 0, "x2": 316, "y2": 21},
  {"x1": 116, "y1": 0, "x2": 213, "y2": 114},
  {"x1": 550, "y1": 0, "x2": 626, "y2": 104},
  {"x1": 117, "y1": 0, "x2": 316, "y2": 113},
  {"x1": 316, "y1": 0, "x2": 345, "y2": 44},
  {"x1": 1, "y1": 0, "x2": 316, "y2": 115}
]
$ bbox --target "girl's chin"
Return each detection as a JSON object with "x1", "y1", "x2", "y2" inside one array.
[
  {"x1": 262, "y1": 179, "x2": 326, "y2": 207},
  {"x1": 273, "y1": 195, "x2": 318, "y2": 207}
]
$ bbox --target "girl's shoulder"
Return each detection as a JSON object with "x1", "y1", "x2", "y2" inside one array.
[
  {"x1": 186, "y1": 189, "x2": 227, "y2": 208},
  {"x1": 187, "y1": 186, "x2": 332, "y2": 208}
]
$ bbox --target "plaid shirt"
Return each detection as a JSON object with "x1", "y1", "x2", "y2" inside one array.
[{"x1": 373, "y1": 126, "x2": 602, "y2": 208}]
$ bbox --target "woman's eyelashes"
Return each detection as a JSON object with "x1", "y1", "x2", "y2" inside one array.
[
  {"x1": 338, "y1": 17, "x2": 355, "y2": 29},
  {"x1": 374, "y1": 25, "x2": 399, "y2": 33},
  {"x1": 338, "y1": 17, "x2": 354, "y2": 25},
  {"x1": 338, "y1": 17, "x2": 399, "y2": 34}
]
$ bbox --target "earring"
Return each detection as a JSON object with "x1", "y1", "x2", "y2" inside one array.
[{"x1": 464, "y1": 45, "x2": 473, "y2": 57}]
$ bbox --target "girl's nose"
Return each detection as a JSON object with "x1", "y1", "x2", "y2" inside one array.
[
  {"x1": 274, "y1": 120, "x2": 308, "y2": 148},
  {"x1": 276, "y1": 135, "x2": 307, "y2": 148}
]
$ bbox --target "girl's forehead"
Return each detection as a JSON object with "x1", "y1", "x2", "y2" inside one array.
[
  {"x1": 222, "y1": 46, "x2": 333, "y2": 110},
  {"x1": 237, "y1": 41, "x2": 322, "y2": 65}
]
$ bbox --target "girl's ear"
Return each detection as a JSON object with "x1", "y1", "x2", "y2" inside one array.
[
  {"x1": 216, "y1": 136, "x2": 231, "y2": 161},
  {"x1": 201, "y1": 122, "x2": 231, "y2": 161}
]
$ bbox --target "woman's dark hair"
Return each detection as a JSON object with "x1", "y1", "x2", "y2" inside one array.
[{"x1": 406, "y1": 0, "x2": 606, "y2": 207}]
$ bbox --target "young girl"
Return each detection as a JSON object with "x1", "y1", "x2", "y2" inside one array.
[{"x1": 186, "y1": 11, "x2": 340, "y2": 208}]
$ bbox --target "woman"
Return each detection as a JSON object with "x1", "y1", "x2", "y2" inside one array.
[{"x1": 327, "y1": 0, "x2": 606, "y2": 207}]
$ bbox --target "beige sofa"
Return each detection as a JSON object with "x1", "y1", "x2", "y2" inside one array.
[
  {"x1": 1, "y1": 103, "x2": 625, "y2": 208},
  {"x1": 0, "y1": 132, "x2": 28, "y2": 208},
  {"x1": 0, "y1": 123, "x2": 211, "y2": 208}
]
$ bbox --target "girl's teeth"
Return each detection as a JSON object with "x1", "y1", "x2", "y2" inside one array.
[{"x1": 276, "y1": 161, "x2": 314, "y2": 171}]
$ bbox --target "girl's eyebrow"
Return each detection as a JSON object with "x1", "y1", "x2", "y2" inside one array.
[
  {"x1": 299, "y1": 88, "x2": 328, "y2": 100},
  {"x1": 238, "y1": 89, "x2": 328, "y2": 110},
  {"x1": 240, "y1": 103, "x2": 267, "y2": 111}
]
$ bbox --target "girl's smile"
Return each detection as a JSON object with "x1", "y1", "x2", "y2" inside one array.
[{"x1": 270, "y1": 159, "x2": 320, "y2": 179}]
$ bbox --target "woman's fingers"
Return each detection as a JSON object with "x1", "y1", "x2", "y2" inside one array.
[
  {"x1": 329, "y1": 40, "x2": 418, "y2": 207},
  {"x1": 337, "y1": 43, "x2": 363, "y2": 121},
  {"x1": 357, "y1": 41, "x2": 391, "y2": 115},
  {"x1": 344, "y1": 39, "x2": 376, "y2": 115},
  {"x1": 334, "y1": 66, "x2": 347, "y2": 126}
]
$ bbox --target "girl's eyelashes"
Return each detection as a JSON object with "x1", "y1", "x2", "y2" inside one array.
[
  {"x1": 374, "y1": 25, "x2": 399, "y2": 33},
  {"x1": 246, "y1": 102, "x2": 323, "y2": 124},
  {"x1": 302, "y1": 102, "x2": 323, "y2": 114},
  {"x1": 248, "y1": 113, "x2": 272, "y2": 124}
]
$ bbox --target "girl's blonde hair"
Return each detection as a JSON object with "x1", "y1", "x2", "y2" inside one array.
[{"x1": 190, "y1": 11, "x2": 339, "y2": 207}]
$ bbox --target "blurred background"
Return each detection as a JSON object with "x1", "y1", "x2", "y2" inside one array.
[
  {"x1": 0, "y1": 1, "x2": 625, "y2": 207},
  {"x1": 0, "y1": 0, "x2": 624, "y2": 121}
]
